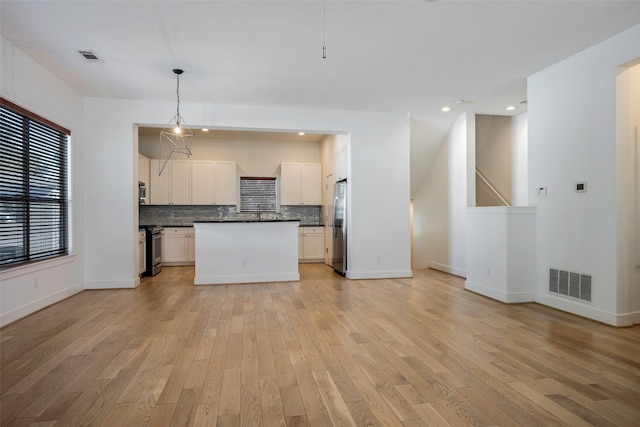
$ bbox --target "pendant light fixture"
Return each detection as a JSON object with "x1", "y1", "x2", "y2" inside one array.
[
  {"x1": 322, "y1": 1, "x2": 327, "y2": 59},
  {"x1": 159, "y1": 68, "x2": 193, "y2": 175}
]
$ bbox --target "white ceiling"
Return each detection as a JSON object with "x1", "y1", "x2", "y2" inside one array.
[{"x1": 3, "y1": 0, "x2": 640, "y2": 193}]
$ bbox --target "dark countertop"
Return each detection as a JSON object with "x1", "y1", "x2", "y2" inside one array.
[
  {"x1": 193, "y1": 220, "x2": 301, "y2": 223},
  {"x1": 142, "y1": 221, "x2": 323, "y2": 227}
]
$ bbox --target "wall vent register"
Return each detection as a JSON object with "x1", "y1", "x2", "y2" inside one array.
[{"x1": 549, "y1": 268, "x2": 592, "y2": 302}]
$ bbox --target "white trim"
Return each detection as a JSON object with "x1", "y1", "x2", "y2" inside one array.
[
  {"x1": 0, "y1": 282, "x2": 83, "y2": 327},
  {"x1": 465, "y1": 280, "x2": 535, "y2": 303},
  {"x1": 428, "y1": 261, "x2": 466, "y2": 278},
  {"x1": 466, "y1": 206, "x2": 537, "y2": 216},
  {"x1": 84, "y1": 279, "x2": 138, "y2": 289},
  {"x1": 0, "y1": 254, "x2": 76, "y2": 280},
  {"x1": 194, "y1": 273, "x2": 300, "y2": 285},
  {"x1": 346, "y1": 270, "x2": 413, "y2": 280},
  {"x1": 536, "y1": 293, "x2": 628, "y2": 327}
]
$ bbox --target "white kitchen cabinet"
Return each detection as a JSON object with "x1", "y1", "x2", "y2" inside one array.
[
  {"x1": 280, "y1": 163, "x2": 322, "y2": 205},
  {"x1": 163, "y1": 227, "x2": 195, "y2": 265},
  {"x1": 214, "y1": 161, "x2": 237, "y2": 205},
  {"x1": 179, "y1": 160, "x2": 237, "y2": 205},
  {"x1": 138, "y1": 154, "x2": 150, "y2": 188},
  {"x1": 298, "y1": 227, "x2": 324, "y2": 262},
  {"x1": 149, "y1": 159, "x2": 170, "y2": 205},
  {"x1": 334, "y1": 146, "x2": 347, "y2": 182},
  {"x1": 191, "y1": 161, "x2": 215, "y2": 205},
  {"x1": 138, "y1": 230, "x2": 146, "y2": 276},
  {"x1": 171, "y1": 160, "x2": 192, "y2": 205}
]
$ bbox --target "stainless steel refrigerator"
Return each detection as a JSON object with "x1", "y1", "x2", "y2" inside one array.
[{"x1": 332, "y1": 179, "x2": 347, "y2": 275}]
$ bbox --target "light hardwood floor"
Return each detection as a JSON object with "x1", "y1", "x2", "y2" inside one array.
[{"x1": 1, "y1": 264, "x2": 639, "y2": 426}]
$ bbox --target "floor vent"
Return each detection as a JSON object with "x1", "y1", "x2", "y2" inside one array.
[{"x1": 549, "y1": 268, "x2": 592, "y2": 302}]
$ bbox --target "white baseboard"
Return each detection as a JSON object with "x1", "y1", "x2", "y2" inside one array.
[
  {"x1": 464, "y1": 280, "x2": 535, "y2": 303},
  {"x1": 346, "y1": 270, "x2": 413, "y2": 280},
  {"x1": 535, "y1": 293, "x2": 629, "y2": 327},
  {"x1": 0, "y1": 283, "x2": 84, "y2": 327},
  {"x1": 428, "y1": 261, "x2": 466, "y2": 278},
  {"x1": 84, "y1": 279, "x2": 138, "y2": 289},
  {"x1": 194, "y1": 273, "x2": 300, "y2": 285}
]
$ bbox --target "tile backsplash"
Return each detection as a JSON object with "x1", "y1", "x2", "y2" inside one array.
[{"x1": 139, "y1": 205, "x2": 322, "y2": 226}]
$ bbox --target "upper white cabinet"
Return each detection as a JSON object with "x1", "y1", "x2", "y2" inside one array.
[
  {"x1": 171, "y1": 160, "x2": 192, "y2": 205},
  {"x1": 149, "y1": 159, "x2": 171, "y2": 205},
  {"x1": 191, "y1": 160, "x2": 236, "y2": 205},
  {"x1": 280, "y1": 163, "x2": 322, "y2": 205},
  {"x1": 214, "y1": 161, "x2": 237, "y2": 205},
  {"x1": 148, "y1": 159, "x2": 236, "y2": 205},
  {"x1": 334, "y1": 147, "x2": 347, "y2": 182},
  {"x1": 138, "y1": 154, "x2": 150, "y2": 187},
  {"x1": 191, "y1": 161, "x2": 215, "y2": 205}
]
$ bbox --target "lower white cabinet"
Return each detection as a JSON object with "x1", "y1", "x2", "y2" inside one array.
[
  {"x1": 138, "y1": 230, "x2": 146, "y2": 276},
  {"x1": 163, "y1": 227, "x2": 195, "y2": 265},
  {"x1": 298, "y1": 227, "x2": 324, "y2": 262}
]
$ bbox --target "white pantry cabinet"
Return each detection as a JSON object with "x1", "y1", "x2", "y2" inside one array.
[
  {"x1": 298, "y1": 227, "x2": 324, "y2": 262},
  {"x1": 280, "y1": 163, "x2": 322, "y2": 205},
  {"x1": 163, "y1": 227, "x2": 195, "y2": 265}
]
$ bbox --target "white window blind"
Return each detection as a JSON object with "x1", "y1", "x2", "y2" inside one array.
[{"x1": 240, "y1": 177, "x2": 277, "y2": 212}]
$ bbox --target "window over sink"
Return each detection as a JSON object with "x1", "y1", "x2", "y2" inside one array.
[{"x1": 239, "y1": 177, "x2": 277, "y2": 213}]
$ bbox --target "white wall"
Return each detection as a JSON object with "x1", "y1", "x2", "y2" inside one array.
[
  {"x1": 529, "y1": 24, "x2": 640, "y2": 326},
  {"x1": 412, "y1": 113, "x2": 472, "y2": 276},
  {"x1": 84, "y1": 100, "x2": 412, "y2": 287},
  {"x1": 476, "y1": 115, "x2": 512, "y2": 204},
  {"x1": 511, "y1": 113, "x2": 528, "y2": 206},
  {"x1": 0, "y1": 37, "x2": 85, "y2": 326},
  {"x1": 616, "y1": 62, "x2": 640, "y2": 324}
]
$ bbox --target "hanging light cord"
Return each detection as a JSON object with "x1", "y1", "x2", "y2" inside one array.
[
  {"x1": 322, "y1": 1, "x2": 327, "y2": 59},
  {"x1": 174, "y1": 68, "x2": 183, "y2": 126}
]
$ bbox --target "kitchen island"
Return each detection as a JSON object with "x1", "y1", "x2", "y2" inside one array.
[{"x1": 193, "y1": 220, "x2": 300, "y2": 285}]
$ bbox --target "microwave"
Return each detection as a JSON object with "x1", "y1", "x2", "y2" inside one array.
[{"x1": 138, "y1": 181, "x2": 147, "y2": 204}]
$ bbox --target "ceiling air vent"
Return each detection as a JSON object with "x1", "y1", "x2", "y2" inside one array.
[{"x1": 77, "y1": 50, "x2": 103, "y2": 62}]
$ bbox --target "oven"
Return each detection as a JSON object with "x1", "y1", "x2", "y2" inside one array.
[{"x1": 144, "y1": 225, "x2": 164, "y2": 276}]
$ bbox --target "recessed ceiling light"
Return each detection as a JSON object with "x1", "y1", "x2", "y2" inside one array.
[
  {"x1": 441, "y1": 106, "x2": 451, "y2": 112},
  {"x1": 298, "y1": 132, "x2": 305, "y2": 136},
  {"x1": 506, "y1": 106, "x2": 516, "y2": 111},
  {"x1": 201, "y1": 128, "x2": 209, "y2": 132}
]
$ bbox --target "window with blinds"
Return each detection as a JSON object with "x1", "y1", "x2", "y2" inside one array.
[
  {"x1": 240, "y1": 177, "x2": 277, "y2": 212},
  {"x1": 0, "y1": 98, "x2": 70, "y2": 268}
]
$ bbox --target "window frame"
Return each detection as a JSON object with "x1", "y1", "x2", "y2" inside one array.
[{"x1": 0, "y1": 97, "x2": 71, "y2": 269}]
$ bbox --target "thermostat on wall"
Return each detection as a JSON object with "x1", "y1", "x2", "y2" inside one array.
[{"x1": 575, "y1": 182, "x2": 587, "y2": 193}]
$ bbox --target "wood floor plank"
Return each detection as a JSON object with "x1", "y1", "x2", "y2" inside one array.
[{"x1": 1, "y1": 264, "x2": 639, "y2": 426}]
